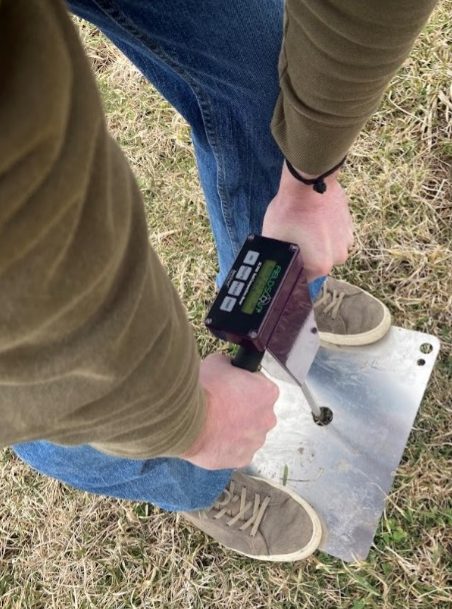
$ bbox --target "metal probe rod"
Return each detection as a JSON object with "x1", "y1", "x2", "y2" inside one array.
[
  {"x1": 301, "y1": 381, "x2": 334, "y2": 425},
  {"x1": 300, "y1": 382, "x2": 322, "y2": 418}
]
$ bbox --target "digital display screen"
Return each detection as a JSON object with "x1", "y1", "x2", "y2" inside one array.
[{"x1": 242, "y1": 259, "x2": 278, "y2": 314}]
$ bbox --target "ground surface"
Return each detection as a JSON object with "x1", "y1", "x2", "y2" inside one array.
[{"x1": 1, "y1": 4, "x2": 451, "y2": 608}]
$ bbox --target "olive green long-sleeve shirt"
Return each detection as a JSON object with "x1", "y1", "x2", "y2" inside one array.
[
  {"x1": 0, "y1": 0, "x2": 437, "y2": 458},
  {"x1": 272, "y1": 0, "x2": 437, "y2": 175}
]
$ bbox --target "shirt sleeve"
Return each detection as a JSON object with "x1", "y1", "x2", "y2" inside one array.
[
  {"x1": 271, "y1": 0, "x2": 438, "y2": 175},
  {"x1": 0, "y1": 0, "x2": 206, "y2": 459}
]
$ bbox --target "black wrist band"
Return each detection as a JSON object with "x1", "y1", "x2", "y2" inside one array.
[{"x1": 285, "y1": 156, "x2": 347, "y2": 194}]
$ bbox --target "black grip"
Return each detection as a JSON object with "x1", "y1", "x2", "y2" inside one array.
[{"x1": 231, "y1": 346, "x2": 265, "y2": 372}]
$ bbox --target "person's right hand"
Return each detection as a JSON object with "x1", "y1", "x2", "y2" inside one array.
[{"x1": 180, "y1": 353, "x2": 279, "y2": 470}]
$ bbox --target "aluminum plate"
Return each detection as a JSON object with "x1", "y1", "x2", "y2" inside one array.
[{"x1": 246, "y1": 327, "x2": 440, "y2": 562}]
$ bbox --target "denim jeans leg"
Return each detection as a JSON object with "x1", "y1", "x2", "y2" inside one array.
[
  {"x1": 70, "y1": 0, "x2": 286, "y2": 282},
  {"x1": 12, "y1": 441, "x2": 231, "y2": 512}
]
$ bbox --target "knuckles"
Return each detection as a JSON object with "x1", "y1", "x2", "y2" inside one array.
[
  {"x1": 336, "y1": 250, "x2": 349, "y2": 264},
  {"x1": 267, "y1": 412, "x2": 278, "y2": 429},
  {"x1": 312, "y1": 261, "x2": 332, "y2": 277},
  {"x1": 265, "y1": 381, "x2": 280, "y2": 402}
]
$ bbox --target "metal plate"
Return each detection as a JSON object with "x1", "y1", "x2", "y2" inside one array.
[{"x1": 246, "y1": 327, "x2": 440, "y2": 562}]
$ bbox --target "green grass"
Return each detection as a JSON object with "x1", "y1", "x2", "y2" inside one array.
[{"x1": 1, "y1": 4, "x2": 451, "y2": 609}]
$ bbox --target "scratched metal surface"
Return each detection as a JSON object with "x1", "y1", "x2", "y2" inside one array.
[{"x1": 245, "y1": 327, "x2": 440, "y2": 562}]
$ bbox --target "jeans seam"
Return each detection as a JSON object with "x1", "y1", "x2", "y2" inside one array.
[{"x1": 91, "y1": 0, "x2": 240, "y2": 254}]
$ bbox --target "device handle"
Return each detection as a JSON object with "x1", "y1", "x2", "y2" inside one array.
[{"x1": 231, "y1": 346, "x2": 265, "y2": 372}]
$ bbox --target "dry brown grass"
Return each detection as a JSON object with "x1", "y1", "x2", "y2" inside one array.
[{"x1": 1, "y1": 4, "x2": 451, "y2": 608}]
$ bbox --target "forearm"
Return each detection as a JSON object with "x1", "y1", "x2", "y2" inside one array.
[
  {"x1": 272, "y1": 0, "x2": 438, "y2": 175},
  {"x1": 0, "y1": 0, "x2": 205, "y2": 458}
]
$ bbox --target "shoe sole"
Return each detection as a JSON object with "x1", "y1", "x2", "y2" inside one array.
[
  {"x1": 223, "y1": 476, "x2": 323, "y2": 563},
  {"x1": 319, "y1": 300, "x2": 392, "y2": 347}
]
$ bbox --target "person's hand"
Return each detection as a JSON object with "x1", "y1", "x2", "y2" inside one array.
[
  {"x1": 262, "y1": 162, "x2": 354, "y2": 281},
  {"x1": 180, "y1": 353, "x2": 279, "y2": 470}
]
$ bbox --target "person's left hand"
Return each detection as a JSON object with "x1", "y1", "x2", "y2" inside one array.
[{"x1": 262, "y1": 163, "x2": 354, "y2": 281}]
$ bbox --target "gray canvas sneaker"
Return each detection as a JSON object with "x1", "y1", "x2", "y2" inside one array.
[
  {"x1": 314, "y1": 278, "x2": 391, "y2": 346},
  {"x1": 182, "y1": 472, "x2": 322, "y2": 562}
]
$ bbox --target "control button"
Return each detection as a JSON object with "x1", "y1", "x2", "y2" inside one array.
[
  {"x1": 236, "y1": 265, "x2": 252, "y2": 281},
  {"x1": 220, "y1": 296, "x2": 237, "y2": 312},
  {"x1": 243, "y1": 250, "x2": 259, "y2": 265},
  {"x1": 229, "y1": 280, "x2": 244, "y2": 297}
]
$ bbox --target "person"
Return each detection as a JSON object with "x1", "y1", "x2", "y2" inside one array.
[{"x1": 0, "y1": 0, "x2": 437, "y2": 562}]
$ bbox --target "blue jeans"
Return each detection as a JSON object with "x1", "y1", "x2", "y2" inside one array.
[{"x1": 13, "y1": 0, "x2": 325, "y2": 512}]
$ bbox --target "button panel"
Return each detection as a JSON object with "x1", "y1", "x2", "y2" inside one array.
[
  {"x1": 219, "y1": 296, "x2": 237, "y2": 312},
  {"x1": 243, "y1": 250, "x2": 259, "y2": 265},
  {"x1": 236, "y1": 265, "x2": 252, "y2": 281},
  {"x1": 229, "y1": 280, "x2": 244, "y2": 296}
]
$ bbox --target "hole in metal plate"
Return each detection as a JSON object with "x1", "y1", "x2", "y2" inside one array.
[
  {"x1": 313, "y1": 406, "x2": 333, "y2": 426},
  {"x1": 420, "y1": 343, "x2": 433, "y2": 354},
  {"x1": 417, "y1": 358, "x2": 426, "y2": 366}
]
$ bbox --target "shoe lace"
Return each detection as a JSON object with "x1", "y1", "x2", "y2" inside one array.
[
  {"x1": 314, "y1": 283, "x2": 345, "y2": 320},
  {"x1": 209, "y1": 481, "x2": 271, "y2": 538}
]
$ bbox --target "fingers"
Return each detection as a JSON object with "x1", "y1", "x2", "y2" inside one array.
[
  {"x1": 192, "y1": 353, "x2": 281, "y2": 470},
  {"x1": 306, "y1": 223, "x2": 355, "y2": 278},
  {"x1": 306, "y1": 250, "x2": 348, "y2": 279},
  {"x1": 259, "y1": 373, "x2": 280, "y2": 403}
]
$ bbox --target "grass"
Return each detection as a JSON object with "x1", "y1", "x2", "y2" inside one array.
[{"x1": 1, "y1": 4, "x2": 451, "y2": 608}]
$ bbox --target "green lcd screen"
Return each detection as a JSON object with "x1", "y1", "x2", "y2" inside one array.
[{"x1": 241, "y1": 259, "x2": 277, "y2": 315}]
